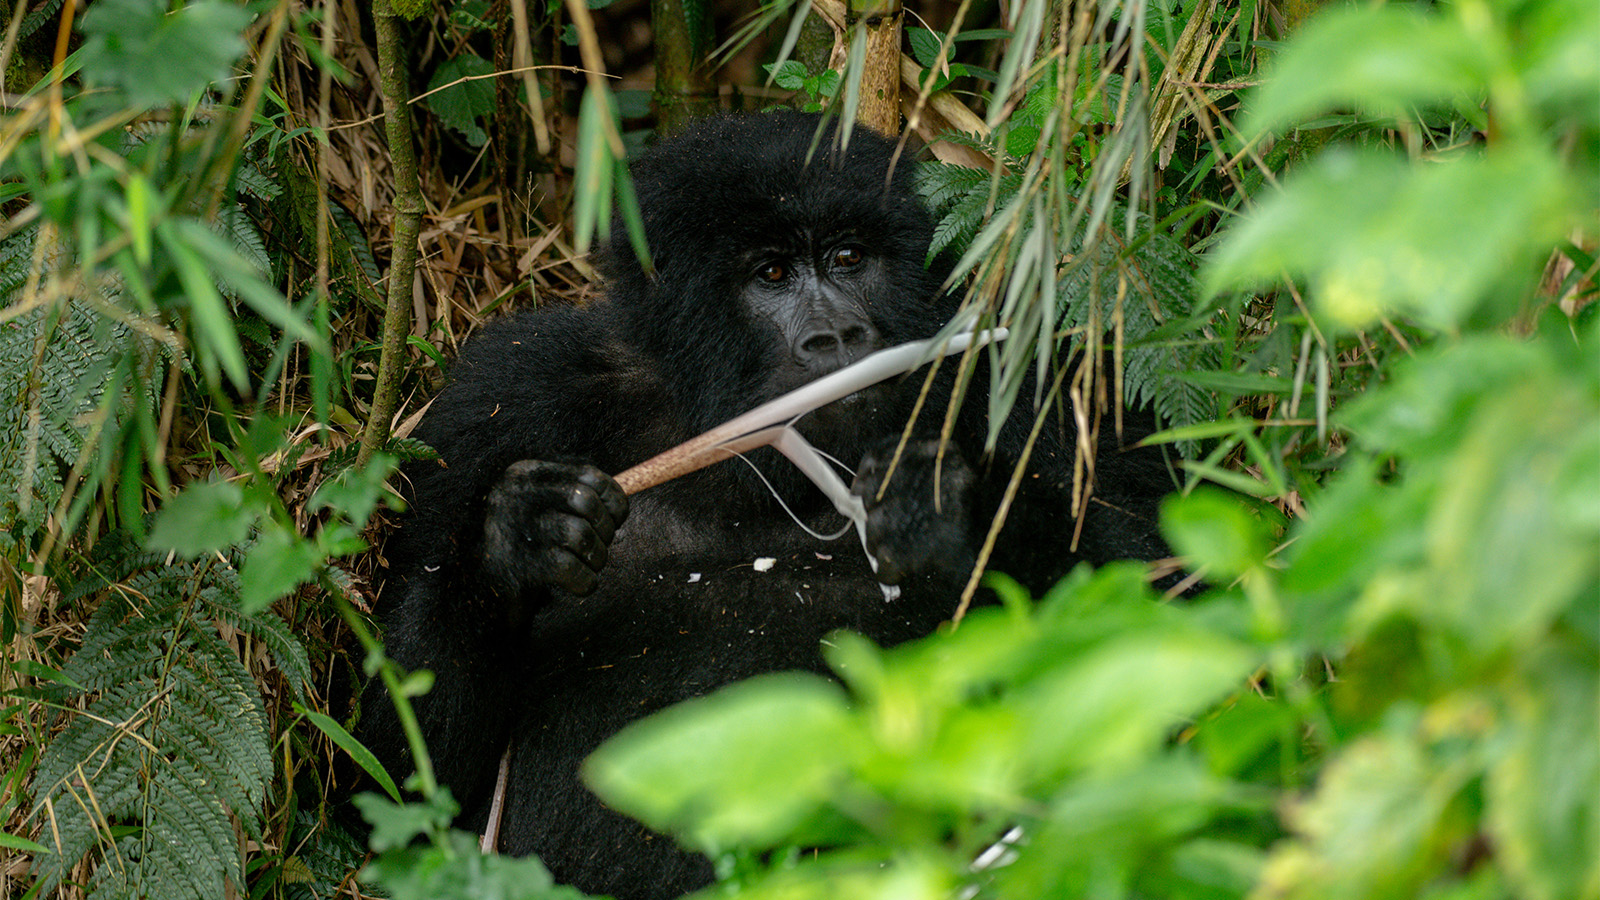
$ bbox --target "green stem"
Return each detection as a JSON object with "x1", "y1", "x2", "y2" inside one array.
[{"x1": 359, "y1": 0, "x2": 425, "y2": 467}]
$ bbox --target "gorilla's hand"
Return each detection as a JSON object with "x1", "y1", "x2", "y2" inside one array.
[
  {"x1": 852, "y1": 439, "x2": 976, "y2": 586},
  {"x1": 480, "y1": 461, "x2": 630, "y2": 603}
]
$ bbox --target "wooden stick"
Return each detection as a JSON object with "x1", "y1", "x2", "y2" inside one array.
[{"x1": 612, "y1": 327, "x2": 1007, "y2": 495}]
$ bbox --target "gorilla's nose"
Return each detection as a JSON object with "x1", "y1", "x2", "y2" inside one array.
[{"x1": 794, "y1": 319, "x2": 880, "y2": 373}]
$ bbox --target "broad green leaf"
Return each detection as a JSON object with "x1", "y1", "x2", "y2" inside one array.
[
  {"x1": 1161, "y1": 489, "x2": 1271, "y2": 580},
  {"x1": 353, "y1": 790, "x2": 458, "y2": 854},
  {"x1": 1515, "y1": 0, "x2": 1600, "y2": 123},
  {"x1": 146, "y1": 479, "x2": 253, "y2": 557},
  {"x1": 1486, "y1": 643, "x2": 1600, "y2": 900},
  {"x1": 718, "y1": 852, "x2": 952, "y2": 900},
  {"x1": 79, "y1": 0, "x2": 250, "y2": 107},
  {"x1": 1411, "y1": 378, "x2": 1599, "y2": 654},
  {"x1": 999, "y1": 759, "x2": 1251, "y2": 899},
  {"x1": 584, "y1": 674, "x2": 859, "y2": 854},
  {"x1": 1260, "y1": 732, "x2": 1470, "y2": 900},
  {"x1": 425, "y1": 53, "x2": 496, "y2": 146},
  {"x1": 1339, "y1": 337, "x2": 1544, "y2": 456},
  {"x1": 1019, "y1": 631, "x2": 1256, "y2": 778},
  {"x1": 362, "y1": 830, "x2": 587, "y2": 900},
  {"x1": 1205, "y1": 147, "x2": 1572, "y2": 330},
  {"x1": 239, "y1": 521, "x2": 324, "y2": 613},
  {"x1": 309, "y1": 452, "x2": 399, "y2": 527},
  {"x1": 1241, "y1": 6, "x2": 1486, "y2": 138},
  {"x1": 908, "y1": 27, "x2": 944, "y2": 69},
  {"x1": 764, "y1": 59, "x2": 808, "y2": 90}
]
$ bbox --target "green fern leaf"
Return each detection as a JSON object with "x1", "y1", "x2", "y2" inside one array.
[{"x1": 30, "y1": 558, "x2": 291, "y2": 900}]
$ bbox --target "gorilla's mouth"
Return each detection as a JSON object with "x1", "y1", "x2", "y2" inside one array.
[{"x1": 791, "y1": 380, "x2": 898, "y2": 443}]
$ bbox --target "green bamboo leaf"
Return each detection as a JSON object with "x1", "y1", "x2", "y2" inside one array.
[
  {"x1": 161, "y1": 223, "x2": 248, "y2": 390},
  {"x1": 297, "y1": 703, "x2": 402, "y2": 802},
  {"x1": 171, "y1": 218, "x2": 321, "y2": 349},
  {"x1": 0, "y1": 832, "x2": 50, "y2": 855},
  {"x1": 571, "y1": 88, "x2": 617, "y2": 254},
  {"x1": 125, "y1": 174, "x2": 154, "y2": 267}
]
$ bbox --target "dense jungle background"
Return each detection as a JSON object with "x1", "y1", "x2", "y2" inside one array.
[{"x1": 0, "y1": 0, "x2": 1595, "y2": 897}]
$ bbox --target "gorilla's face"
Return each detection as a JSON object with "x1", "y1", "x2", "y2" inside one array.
[
  {"x1": 742, "y1": 235, "x2": 883, "y2": 384},
  {"x1": 602, "y1": 113, "x2": 952, "y2": 446},
  {"x1": 738, "y1": 226, "x2": 928, "y2": 448}
]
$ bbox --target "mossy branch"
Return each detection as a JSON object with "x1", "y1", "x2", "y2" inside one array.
[{"x1": 359, "y1": 0, "x2": 426, "y2": 466}]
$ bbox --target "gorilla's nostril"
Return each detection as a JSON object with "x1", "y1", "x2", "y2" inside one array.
[{"x1": 799, "y1": 332, "x2": 842, "y2": 357}]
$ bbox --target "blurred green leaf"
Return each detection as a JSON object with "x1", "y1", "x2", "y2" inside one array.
[
  {"x1": 363, "y1": 829, "x2": 593, "y2": 899},
  {"x1": 1000, "y1": 759, "x2": 1257, "y2": 899},
  {"x1": 354, "y1": 790, "x2": 458, "y2": 854},
  {"x1": 721, "y1": 852, "x2": 953, "y2": 900},
  {"x1": 1514, "y1": 0, "x2": 1600, "y2": 123},
  {"x1": 1241, "y1": 6, "x2": 1486, "y2": 138},
  {"x1": 1020, "y1": 630, "x2": 1257, "y2": 778},
  {"x1": 1162, "y1": 489, "x2": 1272, "y2": 580},
  {"x1": 1205, "y1": 147, "x2": 1573, "y2": 330},
  {"x1": 1486, "y1": 642, "x2": 1600, "y2": 900},
  {"x1": 1260, "y1": 731, "x2": 1471, "y2": 900},
  {"x1": 79, "y1": 0, "x2": 249, "y2": 107},
  {"x1": 571, "y1": 88, "x2": 619, "y2": 254},
  {"x1": 239, "y1": 521, "x2": 324, "y2": 614},
  {"x1": 146, "y1": 479, "x2": 254, "y2": 557},
  {"x1": 171, "y1": 218, "x2": 323, "y2": 349},
  {"x1": 584, "y1": 674, "x2": 859, "y2": 854},
  {"x1": 163, "y1": 222, "x2": 250, "y2": 390}
]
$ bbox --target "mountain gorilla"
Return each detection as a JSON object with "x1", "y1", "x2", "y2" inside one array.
[{"x1": 361, "y1": 112, "x2": 1175, "y2": 899}]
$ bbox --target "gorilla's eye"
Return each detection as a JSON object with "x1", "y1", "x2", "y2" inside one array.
[
  {"x1": 833, "y1": 246, "x2": 865, "y2": 268},
  {"x1": 758, "y1": 262, "x2": 789, "y2": 284}
]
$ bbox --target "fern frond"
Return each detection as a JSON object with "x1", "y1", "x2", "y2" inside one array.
[
  {"x1": 234, "y1": 162, "x2": 283, "y2": 201},
  {"x1": 1058, "y1": 215, "x2": 1217, "y2": 455},
  {"x1": 219, "y1": 204, "x2": 272, "y2": 275},
  {"x1": 30, "y1": 567, "x2": 286, "y2": 900},
  {"x1": 330, "y1": 201, "x2": 382, "y2": 285}
]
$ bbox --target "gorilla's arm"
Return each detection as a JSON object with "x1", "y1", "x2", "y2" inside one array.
[{"x1": 359, "y1": 309, "x2": 640, "y2": 802}]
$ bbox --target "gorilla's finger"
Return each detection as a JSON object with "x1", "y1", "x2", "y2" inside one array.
[
  {"x1": 576, "y1": 467, "x2": 629, "y2": 526},
  {"x1": 564, "y1": 482, "x2": 620, "y2": 543},
  {"x1": 539, "y1": 546, "x2": 600, "y2": 596},
  {"x1": 531, "y1": 514, "x2": 604, "y2": 566}
]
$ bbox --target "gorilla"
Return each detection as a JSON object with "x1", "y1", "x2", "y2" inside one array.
[{"x1": 361, "y1": 111, "x2": 1175, "y2": 899}]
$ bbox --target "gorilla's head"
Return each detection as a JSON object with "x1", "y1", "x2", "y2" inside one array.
[{"x1": 600, "y1": 112, "x2": 953, "y2": 442}]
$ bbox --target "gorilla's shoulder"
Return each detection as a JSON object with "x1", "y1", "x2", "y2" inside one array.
[{"x1": 416, "y1": 301, "x2": 673, "y2": 469}]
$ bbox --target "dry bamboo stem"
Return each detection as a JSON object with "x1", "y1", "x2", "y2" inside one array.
[{"x1": 613, "y1": 327, "x2": 1007, "y2": 495}]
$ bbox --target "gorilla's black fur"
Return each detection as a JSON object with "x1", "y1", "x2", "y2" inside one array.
[{"x1": 361, "y1": 112, "x2": 1175, "y2": 899}]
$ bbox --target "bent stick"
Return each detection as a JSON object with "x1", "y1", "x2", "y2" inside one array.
[{"x1": 612, "y1": 326, "x2": 1009, "y2": 495}]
